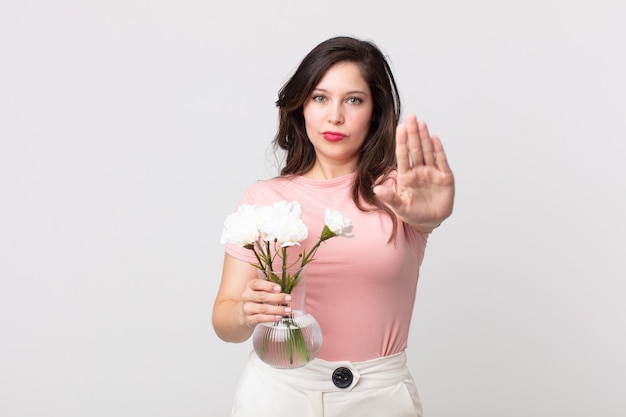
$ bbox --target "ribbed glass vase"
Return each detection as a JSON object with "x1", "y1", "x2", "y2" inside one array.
[{"x1": 252, "y1": 266, "x2": 322, "y2": 368}]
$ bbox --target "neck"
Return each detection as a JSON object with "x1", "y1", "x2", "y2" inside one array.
[{"x1": 303, "y1": 161, "x2": 356, "y2": 180}]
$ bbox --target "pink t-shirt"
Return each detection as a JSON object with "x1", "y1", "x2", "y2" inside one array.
[{"x1": 225, "y1": 173, "x2": 429, "y2": 362}]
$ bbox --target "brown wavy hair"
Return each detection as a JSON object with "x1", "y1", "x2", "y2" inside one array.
[{"x1": 272, "y1": 36, "x2": 402, "y2": 240}]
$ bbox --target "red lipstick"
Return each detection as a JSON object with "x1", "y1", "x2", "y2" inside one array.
[{"x1": 322, "y1": 131, "x2": 346, "y2": 142}]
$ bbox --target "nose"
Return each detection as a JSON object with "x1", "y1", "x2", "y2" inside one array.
[{"x1": 328, "y1": 103, "x2": 344, "y2": 125}]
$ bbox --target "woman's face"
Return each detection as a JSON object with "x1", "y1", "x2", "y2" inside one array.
[{"x1": 303, "y1": 61, "x2": 373, "y2": 172}]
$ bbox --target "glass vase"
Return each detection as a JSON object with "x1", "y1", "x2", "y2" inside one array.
[{"x1": 252, "y1": 265, "x2": 322, "y2": 368}]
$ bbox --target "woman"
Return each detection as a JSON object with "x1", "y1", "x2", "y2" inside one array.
[{"x1": 213, "y1": 36, "x2": 455, "y2": 416}]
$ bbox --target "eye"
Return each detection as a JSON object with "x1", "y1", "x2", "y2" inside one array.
[
  {"x1": 312, "y1": 95, "x2": 326, "y2": 103},
  {"x1": 347, "y1": 97, "x2": 363, "y2": 105}
]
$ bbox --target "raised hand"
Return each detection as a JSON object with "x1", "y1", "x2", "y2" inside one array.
[{"x1": 373, "y1": 113, "x2": 455, "y2": 232}]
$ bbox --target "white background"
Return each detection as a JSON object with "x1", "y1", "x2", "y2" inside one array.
[{"x1": 1, "y1": 1, "x2": 625, "y2": 416}]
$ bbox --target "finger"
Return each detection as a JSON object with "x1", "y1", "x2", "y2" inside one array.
[
  {"x1": 250, "y1": 278, "x2": 282, "y2": 293},
  {"x1": 405, "y1": 113, "x2": 424, "y2": 167},
  {"x1": 242, "y1": 296, "x2": 292, "y2": 325},
  {"x1": 431, "y1": 135, "x2": 453, "y2": 173},
  {"x1": 418, "y1": 120, "x2": 436, "y2": 166},
  {"x1": 246, "y1": 311, "x2": 290, "y2": 327},
  {"x1": 395, "y1": 123, "x2": 410, "y2": 174},
  {"x1": 245, "y1": 301, "x2": 291, "y2": 317},
  {"x1": 242, "y1": 290, "x2": 291, "y2": 307}
]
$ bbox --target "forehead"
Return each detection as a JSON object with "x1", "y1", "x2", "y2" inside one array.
[{"x1": 314, "y1": 62, "x2": 369, "y2": 92}]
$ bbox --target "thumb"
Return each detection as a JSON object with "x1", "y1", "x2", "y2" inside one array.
[{"x1": 373, "y1": 185, "x2": 400, "y2": 209}]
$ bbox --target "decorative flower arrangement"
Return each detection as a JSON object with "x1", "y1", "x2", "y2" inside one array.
[
  {"x1": 220, "y1": 200, "x2": 353, "y2": 289},
  {"x1": 220, "y1": 200, "x2": 353, "y2": 367}
]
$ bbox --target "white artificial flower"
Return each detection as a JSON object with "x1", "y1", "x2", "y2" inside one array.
[
  {"x1": 324, "y1": 209, "x2": 354, "y2": 237},
  {"x1": 258, "y1": 201, "x2": 308, "y2": 247},
  {"x1": 220, "y1": 201, "x2": 353, "y2": 279},
  {"x1": 272, "y1": 200, "x2": 303, "y2": 219},
  {"x1": 220, "y1": 204, "x2": 259, "y2": 247}
]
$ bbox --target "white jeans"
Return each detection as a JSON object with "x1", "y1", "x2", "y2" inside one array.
[{"x1": 232, "y1": 350, "x2": 422, "y2": 417}]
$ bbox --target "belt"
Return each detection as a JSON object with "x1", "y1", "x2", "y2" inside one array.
[{"x1": 249, "y1": 350, "x2": 411, "y2": 393}]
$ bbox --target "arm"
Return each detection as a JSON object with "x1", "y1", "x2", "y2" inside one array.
[
  {"x1": 212, "y1": 253, "x2": 292, "y2": 343},
  {"x1": 374, "y1": 113, "x2": 455, "y2": 232}
]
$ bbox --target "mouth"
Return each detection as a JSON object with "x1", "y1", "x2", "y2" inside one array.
[{"x1": 322, "y1": 132, "x2": 346, "y2": 142}]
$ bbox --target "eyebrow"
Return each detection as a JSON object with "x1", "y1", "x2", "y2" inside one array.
[{"x1": 312, "y1": 87, "x2": 369, "y2": 95}]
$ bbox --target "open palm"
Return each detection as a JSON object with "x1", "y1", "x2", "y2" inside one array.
[{"x1": 374, "y1": 113, "x2": 455, "y2": 232}]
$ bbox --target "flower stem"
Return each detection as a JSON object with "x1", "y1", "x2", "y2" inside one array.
[
  {"x1": 301, "y1": 239, "x2": 322, "y2": 267},
  {"x1": 281, "y1": 247, "x2": 288, "y2": 291}
]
